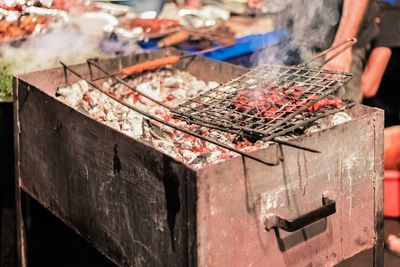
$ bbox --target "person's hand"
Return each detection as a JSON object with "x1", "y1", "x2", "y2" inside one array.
[
  {"x1": 324, "y1": 47, "x2": 352, "y2": 73},
  {"x1": 248, "y1": 0, "x2": 263, "y2": 9},
  {"x1": 386, "y1": 234, "x2": 400, "y2": 255}
]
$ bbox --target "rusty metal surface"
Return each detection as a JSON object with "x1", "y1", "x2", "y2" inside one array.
[
  {"x1": 195, "y1": 105, "x2": 384, "y2": 267},
  {"x1": 14, "y1": 49, "x2": 384, "y2": 267}
]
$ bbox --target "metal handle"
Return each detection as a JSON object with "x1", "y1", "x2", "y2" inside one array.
[
  {"x1": 264, "y1": 195, "x2": 336, "y2": 232},
  {"x1": 299, "y1": 38, "x2": 357, "y2": 68}
]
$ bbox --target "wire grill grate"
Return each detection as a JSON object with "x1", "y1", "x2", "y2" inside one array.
[{"x1": 172, "y1": 64, "x2": 353, "y2": 141}]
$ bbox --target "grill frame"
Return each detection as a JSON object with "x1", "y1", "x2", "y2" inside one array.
[{"x1": 173, "y1": 64, "x2": 353, "y2": 141}]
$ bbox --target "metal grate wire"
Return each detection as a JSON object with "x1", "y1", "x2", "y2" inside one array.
[{"x1": 172, "y1": 64, "x2": 353, "y2": 141}]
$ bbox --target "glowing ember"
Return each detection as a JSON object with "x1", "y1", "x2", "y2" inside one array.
[
  {"x1": 56, "y1": 69, "x2": 271, "y2": 168},
  {"x1": 231, "y1": 83, "x2": 344, "y2": 120}
]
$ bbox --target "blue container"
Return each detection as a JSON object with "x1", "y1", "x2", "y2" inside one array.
[
  {"x1": 139, "y1": 29, "x2": 289, "y2": 62},
  {"x1": 200, "y1": 29, "x2": 289, "y2": 61}
]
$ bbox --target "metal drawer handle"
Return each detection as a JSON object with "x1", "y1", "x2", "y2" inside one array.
[{"x1": 264, "y1": 196, "x2": 336, "y2": 232}]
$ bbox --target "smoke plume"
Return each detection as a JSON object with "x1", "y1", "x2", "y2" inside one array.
[{"x1": 252, "y1": 0, "x2": 340, "y2": 66}]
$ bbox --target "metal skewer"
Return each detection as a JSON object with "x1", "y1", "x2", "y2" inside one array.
[{"x1": 89, "y1": 42, "x2": 243, "y2": 89}]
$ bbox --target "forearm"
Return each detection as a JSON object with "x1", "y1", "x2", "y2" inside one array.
[
  {"x1": 333, "y1": 0, "x2": 369, "y2": 45},
  {"x1": 361, "y1": 47, "x2": 392, "y2": 98}
]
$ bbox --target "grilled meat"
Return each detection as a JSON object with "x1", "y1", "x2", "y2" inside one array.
[
  {"x1": 231, "y1": 83, "x2": 344, "y2": 120},
  {"x1": 0, "y1": 15, "x2": 48, "y2": 42}
]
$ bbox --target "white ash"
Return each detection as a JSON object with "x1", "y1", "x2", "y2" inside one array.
[
  {"x1": 304, "y1": 124, "x2": 321, "y2": 134},
  {"x1": 304, "y1": 111, "x2": 353, "y2": 134},
  {"x1": 57, "y1": 80, "x2": 89, "y2": 108},
  {"x1": 57, "y1": 79, "x2": 144, "y2": 139},
  {"x1": 107, "y1": 69, "x2": 218, "y2": 107},
  {"x1": 56, "y1": 69, "x2": 271, "y2": 168},
  {"x1": 330, "y1": 112, "x2": 352, "y2": 126}
]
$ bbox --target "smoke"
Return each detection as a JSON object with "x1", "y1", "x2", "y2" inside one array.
[
  {"x1": 252, "y1": 0, "x2": 341, "y2": 66},
  {"x1": 0, "y1": 6, "x2": 142, "y2": 75},
  {"x1": 0, "y1": 24, "x2": 105, "y2": 75}
]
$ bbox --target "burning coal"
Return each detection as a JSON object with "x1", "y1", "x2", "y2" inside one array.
[{"x1": 56, "y1": 68, "x2": 272, "y2": 168}]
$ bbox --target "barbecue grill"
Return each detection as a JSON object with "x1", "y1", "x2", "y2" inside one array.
[
  {"x1": 14, "y1": 48, "x2": 384, "y2": 267},
  {"x1": 173, "y1": 64, "x2": 352, "y2": 141}
]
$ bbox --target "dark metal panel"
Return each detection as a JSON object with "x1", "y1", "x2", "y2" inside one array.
[
  {"x1": 373, "y1": 108, "x2": 385, "y2": 267},
  {"x1": 13, "y1": 77, "x2": 27, "y2": 267},
  {"x1": 16, "y1": 80, "x2": 197, "y2": 267}
]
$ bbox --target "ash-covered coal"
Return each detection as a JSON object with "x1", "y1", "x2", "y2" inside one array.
[
  {"x1": 57, "y1": 79, "x2": 144, "y2": 137},
  {"x1": 56, "y1": 68, "x2": 271, "y2": 168}
]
